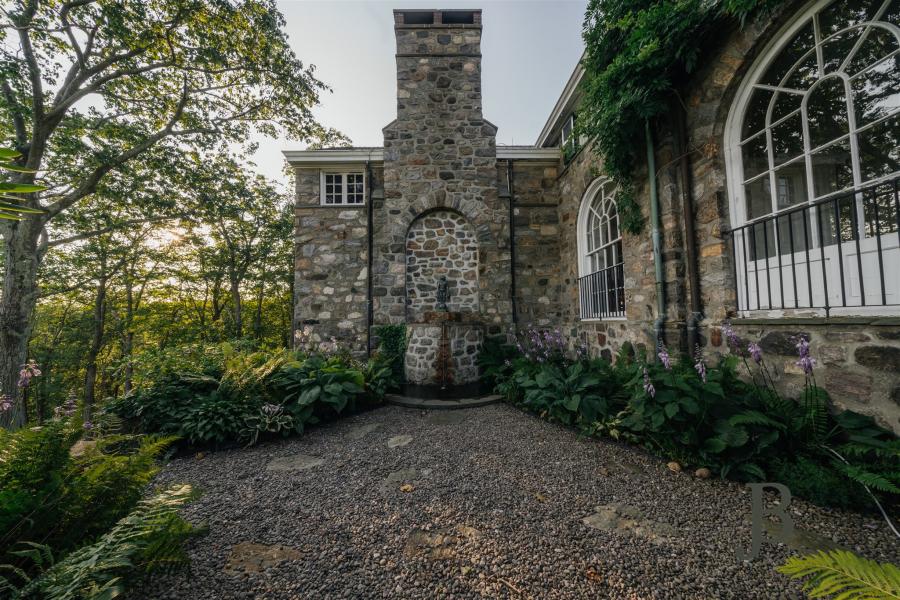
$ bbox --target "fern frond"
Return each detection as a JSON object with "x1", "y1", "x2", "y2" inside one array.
[
  {"x1": 777, "y1": 549, "x2": 900, "y2": 599},
  {"x1": 728, "y1": 410, "x2": 786, "y2": 430},
  {"x1": 833, "y1": 463, "x2": 900, "y2": 495},
  {"x1": 17, "y1": 484, "x2": 196, "y2": 599}
]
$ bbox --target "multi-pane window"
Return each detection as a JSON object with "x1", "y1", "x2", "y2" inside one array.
[
  {"x1": 578, "y1": 178, "x2": 625, "y2": 319},
  {"x1": 727, "y1": 0, "x2": 900, "y2": 313},
  {"x1": 321, "y1": 172, "x2": 365, "y2": 205}
]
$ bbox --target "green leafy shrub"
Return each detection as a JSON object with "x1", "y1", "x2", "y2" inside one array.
[
  {"x1": 1, "y1": 484, "x2": 198, "y2": 600},
  {"x1": 110, "y1": 343, "x2": 387, "y2": 447},
  {"x1": 476, "y1": 336, "x2": 518, "y2": 388},
  {"x1": 0, "y1": 422, "x2": 78, "y2": 553},
  {"x1": 0, "y1": 425, "x2": 178, "y2": 567},
  {"x1": 374, "y1": 324, "x2": 407, "y2": 385},
  {"x1": 491, "y1": 327, "x2": 899, "y2": 514}
]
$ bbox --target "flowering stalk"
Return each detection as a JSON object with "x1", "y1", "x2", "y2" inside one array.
[
  {"x1": 693, "y1": 346, "x2": 707, "y2": 384},
  {"x1": 642, "y1": 367, "x2": 656, "y2": 398},
  {"x1": 657, "y1": 344, "x2": 671, "y2": 370}
]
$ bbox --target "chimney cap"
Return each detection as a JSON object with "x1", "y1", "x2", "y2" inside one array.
[{"x1": 394, "y1": 9, "x2": 481, "y2": 28}]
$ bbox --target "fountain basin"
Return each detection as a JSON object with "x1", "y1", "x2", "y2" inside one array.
[{"x1": 404, "y1": 313, "x2": 482, "y2": 386}]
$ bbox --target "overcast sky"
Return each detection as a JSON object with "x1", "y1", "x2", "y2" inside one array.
[{"x1": 251, "y1": 0, "x2": 588, "y2": 184}]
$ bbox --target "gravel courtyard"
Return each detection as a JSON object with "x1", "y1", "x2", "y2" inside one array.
[{"x1": 140, "y1": 403, "x2": 897, "y2": 599}]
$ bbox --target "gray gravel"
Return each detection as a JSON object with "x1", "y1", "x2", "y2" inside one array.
[{"x1": 138, "y1": 403, "x2": 898, "y2": 599}]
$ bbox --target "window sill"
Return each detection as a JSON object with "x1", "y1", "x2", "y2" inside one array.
[{"x1": 579, "y1": 317, "x2": 627, "y2": 323}]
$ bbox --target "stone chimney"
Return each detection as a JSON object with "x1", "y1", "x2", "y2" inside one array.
[
  {"x1": 392, "y1": 9, "x2": 484, "y2": 121},
  {"x1": 376, "y1": 9, "x2": 509, "y2": 334}
]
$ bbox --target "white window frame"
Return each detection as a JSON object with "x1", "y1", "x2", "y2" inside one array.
[
  {"x1": 319, "y1": 171, "x2": 366, "y2": 206},
  {"x1": 724, "y1": 0, "x2": 900, "y2": 316},
  {"x1": 576, "y1": 177, "x2": 626, "y2": 321}
]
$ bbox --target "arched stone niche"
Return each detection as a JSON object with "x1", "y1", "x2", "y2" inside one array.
[{"x1": 405, "y1": 209, "x2": 479, "y2": 321}]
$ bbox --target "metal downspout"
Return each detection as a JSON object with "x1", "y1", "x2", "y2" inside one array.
[
  {"x1": 674, "y1": 103, "x2": 703, "y2": 353},
  {"x1": 366, "y1": 159, "x2": 374, "y2": 357},
  {"x1": 507, "y1": 159, "x2": 518, "y2": 326},
  {"x1": 646, "y1": 121, "x2": 665, "y2": 346}
]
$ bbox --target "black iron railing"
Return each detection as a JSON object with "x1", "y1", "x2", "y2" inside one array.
[
  {"x1": 578, "y1": 262, "x2": 625, "y2": 320},
  {"x1": 727, "y1": 177, "x2": 900, "y2": 314}
]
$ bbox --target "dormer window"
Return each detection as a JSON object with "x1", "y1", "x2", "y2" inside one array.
[{"x1": 321, "y1": 172, "x2": 365, "y2": 205}]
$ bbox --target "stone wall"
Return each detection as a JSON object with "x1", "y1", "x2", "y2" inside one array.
[
  {"x1": 406, "y1": 209, "x2": 479, "y2": 320},
  {"x1": 501, "y1": 161, "x2": 563, "y2": 329},
  {"x1": 292, "y1": 168, "x2": 371, "y2": 356},
  {"x1": 405, "y1": 321, "x2": 482, "y2": 385}
]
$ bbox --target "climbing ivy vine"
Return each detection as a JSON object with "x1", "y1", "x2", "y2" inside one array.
[{"x1": 579, "y1": 0, "x2": 783, "y2": 234}]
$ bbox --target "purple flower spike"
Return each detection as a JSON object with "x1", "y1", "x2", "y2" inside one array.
[
  {"x1": 0, "y1": 395, "x2": 12, "y2": 412},
  {"x1": 692, "y1": 346, "x2": 707, "y2": 383},
  {"x1": 83, "y1": 421, "x2": 93, "y2": 431},
  {"x1": 657, "y1": 345, "x2": 671, "y2": 370},
  {"x1": 642, "y1": 367, "x2": 656, "y2": 398},
  {"x1": 748, "y1": 342, "x2": 763, "y2": 364},
  {"x1": 722, "y1": 322, "x2": 740, "y2": 348}
]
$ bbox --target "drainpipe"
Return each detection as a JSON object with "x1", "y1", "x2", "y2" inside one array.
[
  {"x1": 506, "y1": 159, "x2": 519, "y2": 326},
  {"x1": 674, "y1": 101, "x2": 703, "y2": 354},
  {"x1": 366, "y1": 160, "x2": 374, "y2": 357},
  {"x1": 646, "y1": 120, "x2": 665, "y2": 346}
]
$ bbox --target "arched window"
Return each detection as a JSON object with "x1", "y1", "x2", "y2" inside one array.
[
  {"x1": 577, "y1": 178, "x2": 625, "y2": 319},
  {"x1": 725, "y1": 0, "x2": 900, "y2": 314}
]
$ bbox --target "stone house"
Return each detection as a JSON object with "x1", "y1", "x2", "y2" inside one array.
[{"x1": 285, "y1": 3, "x2": 900, "y2": 431}]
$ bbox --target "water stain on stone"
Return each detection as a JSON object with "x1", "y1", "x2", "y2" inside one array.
[
  {"x1": 224, "y1": 542, "x2": 301, "y2": 574},
  {"x1": 267, "y1": 454, "x2": 325, "y2": 472}
]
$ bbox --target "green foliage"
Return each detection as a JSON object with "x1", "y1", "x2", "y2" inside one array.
[
  {"x1": 492, "y1": 339, "x2": 899, "y2": 513},
  {"x1": 0, "y1": 148, "x2": 46, "y2": 220},
  {"x1": 110, "y1": 343, "x2": 385, "y2": 447},
  {"x1": 580, "y1": 0, "x2": 780, "y2": 233},
  {"x1": 0, "y1": 424, "x2": 178, "y2": 568},
  {"x1": 374, "y1": 324, "x2": 408, "y2": 386},
  {"x1": 777, "y1": 549, "x2": 900, "y2": 599},
  {"x1": 476, "y1": 336, "x2": 518, "y2": 389},
  {"x1": 769, "y1": 456, "x2": 872, "y2": 511},
  {"x1": 2, "y1": 485, "x2": 198, "y2": 600},
  {"x1": 0, "y1": 422, "x2": 78, "y2": 548}
]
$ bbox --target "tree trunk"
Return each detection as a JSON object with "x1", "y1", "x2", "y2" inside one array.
[
  {"x1": 123, "y1": 279, "x2": 135, "y2": 395},
  {"x1": 0, "y1": 217, "x2": 44, "y2": 429},
  {"x1": 230, "y1": 277, "x2": 242, "y2": 338},
  {"x1": 83, "y1": 275, "x2": 107, "y2": 423},
  {"x1": 253, "y1": 279, "x2": 265, "y2": 339}
]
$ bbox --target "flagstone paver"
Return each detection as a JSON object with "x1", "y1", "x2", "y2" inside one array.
[{"x1": 137, "y1": 404, "x2": 896, "y2": 599}]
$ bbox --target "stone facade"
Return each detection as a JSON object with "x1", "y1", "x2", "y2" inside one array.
[
  {"x1": 293, "y1": 168, "x2": 370, "y2": 354},
  {"x1": 288, "y1": 4, "x2": 899, "y2": 431},
  {"x1": 550, "y1": 1, "x2": 900, "y2": 432},
  {"x1": 405, "y1": 320, "x2": 482, "y2": 385}
]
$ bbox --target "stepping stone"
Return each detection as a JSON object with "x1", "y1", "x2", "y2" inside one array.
[
  {"x1": 582, "y1": 503, "x2": 676, "y2": 544},
  {"x1": 403, "y1": 525, "x2": 480, "y2": 560},
  {"x1": 224, "y1": 542, "x2": 301, "y2": 575},
  {"x1": 387, "y1": 435, "x2": 413, "y2": 448},
  {"x1": 348, "y1": 423, "x2": 380, "y2": 440},
  {"x1": 380, "y1": 467, "x2": 433, "y2": 493},
  {"x1": 267, "y1": 454, "x2": 325, "y2": 472}
]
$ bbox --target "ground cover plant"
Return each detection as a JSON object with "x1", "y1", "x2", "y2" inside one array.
[
  {"x1": 480, "y1": 327, "x2": 900, "y2": 516},
  {"x1": 0, "y1": 410, "x2": 197, "y2": 599},
  {"x1": 108, "y1": 336, "x2": 395, "y2": 448}
]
